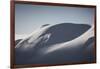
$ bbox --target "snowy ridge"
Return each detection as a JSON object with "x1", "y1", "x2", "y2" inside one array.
[{"x1": 15, "y1": 25, "x2": 52, "y2": 48}]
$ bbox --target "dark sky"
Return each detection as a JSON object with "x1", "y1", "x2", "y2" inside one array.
[{"x1": 15, "y1": 3, "x2": 95, "y2": 35}]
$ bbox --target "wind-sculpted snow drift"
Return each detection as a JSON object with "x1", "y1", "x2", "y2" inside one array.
[{"x1": 15, "y1": 23, "x2": 95, "y2": 65}]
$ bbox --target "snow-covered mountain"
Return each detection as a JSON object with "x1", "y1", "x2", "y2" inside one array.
[{"x1": 15, "y1": 23, "x2": 95, "y2": 65}]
